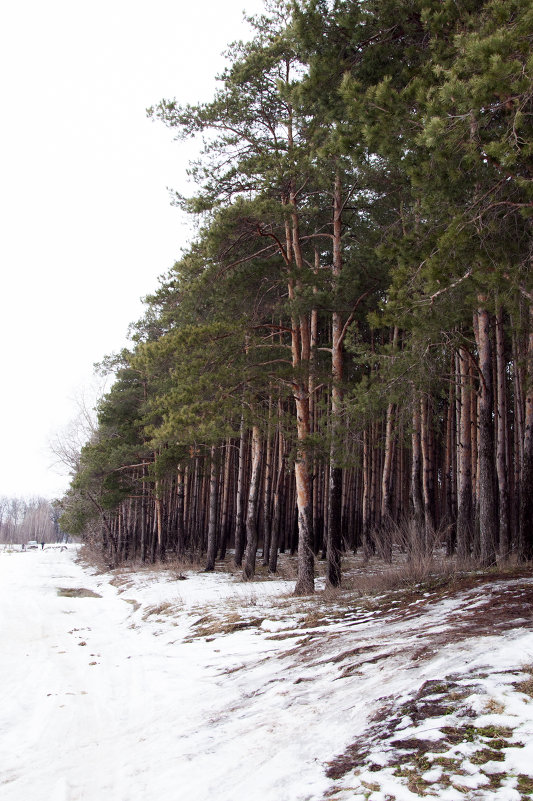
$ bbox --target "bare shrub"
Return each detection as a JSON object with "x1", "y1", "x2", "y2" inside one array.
[
  {"x1": 275, "y1": 554, "x2": 299, "y2": 581},
  {"x1": 338, "y1": 556, "x2": 457, "y2": 597},
  {"x1": 77, "y1": 542, "x2": 115, "y2": 573},
  {"x1": 391, "y1": 517, "x2": 446, "y2": 562},
  {"x1": 344, "y1": 517, "x2": 457, "y2": 593}
]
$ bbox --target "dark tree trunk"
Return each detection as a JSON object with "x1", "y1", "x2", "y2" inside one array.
[
  {"x1": 518, "y1": 307, "x2": 533, "y2": 562},
  {"x1": 457, "y1": 347, "x2": 473, "y2": 559},
  {"x1": 474, "y1": 303, "x2": 498, "y2": 566},
  {"x1": 234, "y1": 412, "x2": 247, "y2": 567},
  {"x1": 411, "y1": 393, "x2": 425, "y2": 555},
  {"x1": 205, "y1": 446, "x2": 218, "y2": 572},
  {"x1": 495, "y1": 306, "x2": 511, "y2": 559}
]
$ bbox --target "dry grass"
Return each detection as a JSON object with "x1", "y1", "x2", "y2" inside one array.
[
  {"x1": 516, "y1": 666, "x2": 533, "y2": 698},
  {"x1": 485, "y1": 698, "x2": 506, "y2": 714},
  {"x1": 141, "y1": 601, "x2": 176, "y2": 620},
  {"x1": 57, "y1": 587, "x2": 101, "y2": 598},
  {"x1": 275, "y1": 555, "x2": 299, "y2": 581},
  {"x1": 123, "y1": 598, "x2": 141, "y2": 612},
  {"x1": 187, "y1": 612, "x2": 265, "y2": 639},
  {"x1": 300, "y1": 610, "x2": 327, "y2": 629},
  {"x1": 340, "y1": 560, "x2": 456, "y2": 596}
]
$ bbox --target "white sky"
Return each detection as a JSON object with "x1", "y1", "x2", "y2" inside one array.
[{"x1": 0, "y1": 0, "x2": 265, "y2": 500}]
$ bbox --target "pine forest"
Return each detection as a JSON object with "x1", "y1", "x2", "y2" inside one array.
[{"x1": 59, "y1": 0, "x2": 533, "y2": 595}]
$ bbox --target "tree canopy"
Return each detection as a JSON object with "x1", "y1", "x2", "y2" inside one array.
[{"x1": 60, "y1": 0, "x2": 533, "y2": 589}]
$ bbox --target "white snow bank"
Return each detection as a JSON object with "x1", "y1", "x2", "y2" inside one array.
[{"x1": 1, "y1": 547, "x2": 533, "y2": 801}]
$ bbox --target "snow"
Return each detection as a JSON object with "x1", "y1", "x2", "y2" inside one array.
[{"x1": 1, "y1": 547, "x2": 533, "y2": 800}]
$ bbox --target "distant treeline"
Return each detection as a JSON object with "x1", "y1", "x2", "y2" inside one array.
[
  {"x1": 59, "y1": 0, "x2": 533, "y2": 593},
  {"x1": 0, "y1": 497, "x2": 62, "y2": 545}
]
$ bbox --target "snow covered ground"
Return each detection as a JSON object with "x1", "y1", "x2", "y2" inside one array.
[{"x1": 1, "y1": 546, "x2": 533, "y2": 801}]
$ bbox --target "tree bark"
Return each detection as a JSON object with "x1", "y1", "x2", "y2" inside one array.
[
  {"x1": 289, "y1": 193, "x2": 315, "y2": 594},
  {"x1": 327, "y1": 172, "x2": 344, "y2": 587},
  {"x1": 457, "y1": 347, "x2": 473, "y2": 560},
  {"x1": 268, "y1": 404, "x2": 284, "y2": 573},
  {"x1": 362, "y1": 427, "x2": 373, "y2": 559},
  {"x1": 474, "y1": 303, "x2": 498, "y2": 566},
  {"x1": 262, "y1": 400, "x2": 273, "y2": 566},
  {"x1": 518, "y1": 306, "x2": 533, "y2": 562},
  {"x1": 411, "y1": 392, "x2": 425, "y2": 555},
  {"x1": 234, "y1": 411, "x2": 247, "y2": 567},
  {"x1": 243, "y1": 425, "x2": 263, "y2": 580},
  {"x1": 420, "y1": 395, "x2": 435, "y2": 552},
  {"x1": 205, "y1": 446, "x2": 218, "y2": 571},
  {"x1": 218, "y1": 440, "x2": 232, "y2": 561},
  {"x1": 495, "y1": 306, "x2": 511, "y2": 559}
]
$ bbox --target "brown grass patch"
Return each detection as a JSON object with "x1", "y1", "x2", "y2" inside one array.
[
  {"x1": 516, "y1": 664, "x2": 533, "y2": 698},
  {"x1": 485, "y1": 698, "x2": 505, "y2": 714},
  {"x1": 189, "y1": 612, "x2": 265, "y2": 638},
  {"x1": 516, "y1": 677, "x2": 533, "y2": 697},
  {"x1": 57, "y1": 587, "x2": 101, "y2": 598},
  {"x1": 300, "y1": 610, "x2": 326, "y2": 629},
  {"x1": 142, "y1": 601, "x2": 175, "y2": 620}
]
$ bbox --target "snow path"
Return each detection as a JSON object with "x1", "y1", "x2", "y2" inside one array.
[
  {"x1": 0, "y1": 548, "x2": 336, "y2": 801},
  {"x1": 1, "y1": 548, "x2": 202, "y2": 800},
  {"x1": 2, "y1": 547, "x2": 533, "y2": 801}
]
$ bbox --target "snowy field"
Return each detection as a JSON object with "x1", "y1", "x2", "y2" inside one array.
[{"x1": 1, "y1": 546, "x2": 533, "y2": 801}]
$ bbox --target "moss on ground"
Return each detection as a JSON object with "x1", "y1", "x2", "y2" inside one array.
[{"x1": 326, "y1": 670, "x2": 531, "y2": 800}]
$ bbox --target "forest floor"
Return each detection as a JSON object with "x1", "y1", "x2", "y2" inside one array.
[{"x1": 1, "y1": 546, "x2": 532, "y2": 801}]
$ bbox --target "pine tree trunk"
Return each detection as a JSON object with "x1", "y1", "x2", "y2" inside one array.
[
  {"x1": 218, "y1": 440, "x2": 232, "y2": 561},
  {"x1": 289, "y1": 195, "x2": 315, "y2": 594},
  {"x1": 268, "y1": 406, "x2": 284, "y2": 573},
  {"x1": 411, "y1": 393, "x2": 425, "y2": 555},
  {"x1": 512, "y1": 325, "x2": 525, "y2": 544},
  {"x1": 381, "y1": 402, "x2": 396, "y2": 522},
  {"x1": 140, "y1": 461, "x2": 147, "y2": 562},
  {"x1": 420, "y1": 396, "x2": 435, "y2": 552},
  {"x1": 444, "y1": 388, "x2": 456, "y2": 555},
  {"x1": 175, "y1": 465, "x2": 184, "y2": 557},
  {"x1": 326, "y1": 172, "x2": 344, "y2": 587},
  {"x1": 234, "y1": 411, "x2": 247, "y2": 567},
  {"x1": 518, "y1": 306, "x2": 533, "y2": 562},
  {"x1": 262, "y1": 401, "x2": 273, "y2": 566},
  {"x1": 381, "y1": 387, "x2": 396, "y2": 563},
  {"x1": 495, "y1": 306, "x2": 511, "y2": 559},
  {"x1": 371, "y1": 421, "x2": 379, "y2": 536},
  {"x1": 154, "y1": 472, "x2": 165, "y2": 563},
  {"x1": 293, "y1": 394, "x2": 315, "y2": 594},
  {"x1": 243, "y1": 426, "x2": 263, "y2": 580},
  {"x1": 381, "y1": 328, "x2": 399, "y2": 549},
  {"x1": 362, "y1": 427, "x2": 373, "y2": 558},
  {"x1": 474, "y1": 303, "x2": 498, "y2": 566},
  {"x1": 205, "y1": 446, "x2": 218, "y2": 571},
  {"x1": 457, "y1": 347, "x2": 473, "y2": 559}
]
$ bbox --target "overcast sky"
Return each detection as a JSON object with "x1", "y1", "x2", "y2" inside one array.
[{"x1": 0, "y1": 0, "x2": 265, "y2": 500}]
